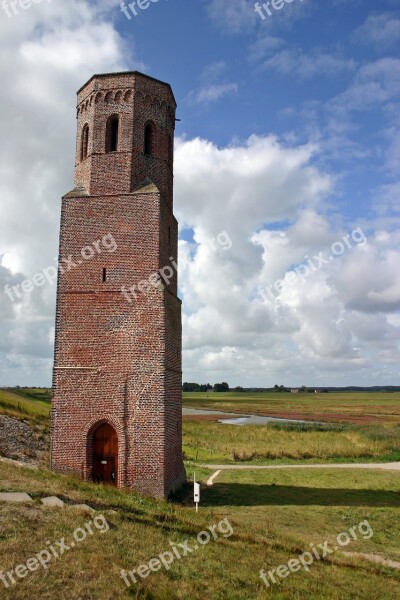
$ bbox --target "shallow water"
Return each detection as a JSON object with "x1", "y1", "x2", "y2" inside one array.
[{"x1": 182, "y1": 407, "x2": 313, "y2": 426}]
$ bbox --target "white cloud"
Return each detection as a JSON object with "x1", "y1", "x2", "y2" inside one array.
[
  {"x1": 206, "y1": 0, "x2": 258, "y2": 34},
  {"x1": 1, "y1": 1, "x2": 399, "y2": 388},
  {"x1": 187, "y1": 82, "x2": 238, "y2": 105},
  {"x1": 0, "y1": 0, "x2": 136, "y2": 385},
  {"x1": 332, "y1": 58, "x2": 400, "y2": 112},
  {"x1": 353, "y1": 12, "x2": 400, "y2": 50},
  {"x1": 373, "y1": 182, "x2": 400, "y2": 217},
  {"x1": 186, "y1": 60, "x2": 238, "y2": 105},
  {"x1": 248, "y1": 34, "x2": 285, "y2": 63},
  {"x1": 249, "y1": 42, "x2": 356, "y2": 79},
  {"x1": 174, "y1": 136, "x2": 400, "y2": 386},
  {"x1": 206, "y1": 0, "x2": 310, "y2": 34}
]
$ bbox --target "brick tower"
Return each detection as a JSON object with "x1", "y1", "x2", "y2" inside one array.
[{"x1": 51, "y1": 72, "x2": 186, "y2": 498}]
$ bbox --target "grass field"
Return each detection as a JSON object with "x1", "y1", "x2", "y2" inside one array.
[
  {"x1": 182, "y1": 391, "x2": 400, "y2": 464},
  {"x1": 1, "y1": 388, "x2": 400, "y2": 598},
  {"x1": 182, "y1": 420, "x2": 400, "y2": 464},
  {"x1": 0, "y1": 388, "x2": 50, "y2": 424},
  {"x1": 0, "y1": 461, "x2": 399, "y2": 599},
  {"x1": 182, "y1": 391, "x2": 400, "y2": 424}
]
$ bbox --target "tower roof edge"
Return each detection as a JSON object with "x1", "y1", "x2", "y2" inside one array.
[{"x1": 77, "y1": 71, "x2": 176, "y2": 107}]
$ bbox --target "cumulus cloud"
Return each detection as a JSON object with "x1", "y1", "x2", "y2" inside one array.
[
  {"x1": 1, "y1": 1, "x2": 399, "y2": 388},
  {"x1": 0, "y1": 0, "x2": 134, "y2": 384},
  {"x1": 174, "y1": 136, "x2": 400, "y2": 386}
]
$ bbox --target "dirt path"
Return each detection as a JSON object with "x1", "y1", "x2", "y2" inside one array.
[{"x1": 203, "y1": 462, "x2": 400, "y2": 484}]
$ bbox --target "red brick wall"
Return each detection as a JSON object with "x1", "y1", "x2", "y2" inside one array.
[
  {"x1": 51, "y1": 72, "x2": 186, "y2": 498},
  {"x1": 74, "y1": 72, "x2": 175, "y2": 206}
]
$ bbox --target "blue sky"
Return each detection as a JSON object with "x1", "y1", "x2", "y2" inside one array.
[
  {"x1": 0, "y1": 0, "x2": 399, "y2": 386},
  {"x1": 117, "y1": 0, "x2": 399, "y2": 228}
]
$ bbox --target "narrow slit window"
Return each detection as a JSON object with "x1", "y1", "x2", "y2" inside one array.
[
  {"x1": 102, "y1": 268, "x2": 107, "y2": 283},
  {"x1": 81, "y1": 124, "x2": 89, "y2": 161}
]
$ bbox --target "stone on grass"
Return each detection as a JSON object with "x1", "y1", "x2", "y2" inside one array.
[
  {"x1": 41, "y1": 496, "x2": 65, "y2": 507},
  {"x1": 69, "y1": 504, "x2": 96, "y2": 513},
  {"x1": 0, "y1": 492, "x2": 33, "y2": 503}
]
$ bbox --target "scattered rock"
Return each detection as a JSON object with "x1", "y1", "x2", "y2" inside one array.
[
  {"x1": 0, "y1": 415, "x2": 48, "y2": 464},
  {"x1": 69, "y1": 504, "x2": 96, "y2": 513},
  {"x1": 0, "y1": 492, "x2": 33, "y2": 503},
  {"x1": 41, "y1": 496, "x2": 65, "y2": 507}
]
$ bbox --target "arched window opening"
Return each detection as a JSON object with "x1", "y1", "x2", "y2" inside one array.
[
  {"x1": 81, "y1": 124, "x2": 89, "y2": 161},
  {"x1": 105, "y1": 115, "x2": 119, "y2": 153},
  {"x1": 144, "y1": 122, "x2": 155, "y2": 156}
]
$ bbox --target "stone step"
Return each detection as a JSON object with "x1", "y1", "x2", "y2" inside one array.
[{"x1": 0, "y1": 491, "x2": 99, "y2": 512}]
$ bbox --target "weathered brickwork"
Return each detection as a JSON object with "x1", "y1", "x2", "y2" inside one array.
[{"x1": 51, "y1": 72, "x2": 186, "y2": 499}]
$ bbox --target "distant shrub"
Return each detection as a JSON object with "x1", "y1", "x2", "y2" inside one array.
[{"x1": 267, "y1": 422, "x2": 348, "y2": 433}]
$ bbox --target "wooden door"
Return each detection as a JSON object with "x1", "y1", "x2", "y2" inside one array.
[{"x1": 93, "y1": 423, "x2": 118, "y2": 486}]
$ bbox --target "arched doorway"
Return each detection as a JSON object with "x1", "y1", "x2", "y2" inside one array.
[{"x1": 92, "y1": 423, "x2": 118, "y2": 486}]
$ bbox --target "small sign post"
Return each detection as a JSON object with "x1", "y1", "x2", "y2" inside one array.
[{"x1": 194, "y1": 475, "x2": 200, "y2": 513}]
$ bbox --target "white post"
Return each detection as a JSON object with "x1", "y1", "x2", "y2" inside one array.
[{"x1": 194, "y1": 474, "x2": 200, "y2": 512}]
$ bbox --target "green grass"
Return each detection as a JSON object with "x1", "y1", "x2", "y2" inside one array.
[
  {"x1": 6, "y1": 387, "x2": 52, "y2": 402},
  {"x1": 0, "y1": 389, "x2": 51, "y2": 424},
  {"x1": 1, "y1": 388, "x2": 400, "y2": 598},
  {"x1": 183, "y1": 419, "x2": 400, "y2": 464},
  {"x1": 0, "y1": 461, "x2": 400, "y2": 599},
  {"x1": 182, "y1": 390, "x2": 400, "y2": 464}
]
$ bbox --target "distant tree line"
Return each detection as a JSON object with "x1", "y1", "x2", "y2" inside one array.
[
  {"x1": 182, "y1": 382, "x2": 212, "y2": 392},
  {"x1": 273, "y1": 385, "x2": 289, "y2": 392},
  {"x1": 182, "y1": 382, "x2": 231, "y2": 392},
  {"x1": 181, "y1": 383, "x2": 400, "y2": 393}
]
